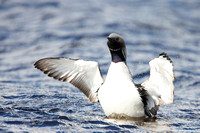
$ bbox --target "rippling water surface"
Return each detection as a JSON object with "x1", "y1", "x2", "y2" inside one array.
[{"x1": 0, "y1": 0, "x2": 200, "y2": 132}]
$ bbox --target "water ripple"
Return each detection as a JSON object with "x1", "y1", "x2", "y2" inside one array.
[{"x1": 0, "y1": 0, "x2": 200, "y2": 132}]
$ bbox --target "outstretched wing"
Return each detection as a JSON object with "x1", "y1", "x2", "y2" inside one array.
[
  {"x1": 142, "y1": 53, "x2": 175, "y2": 106},
  {"x1": 34, "y1": 58, "x2": 104, "y2": 103}
]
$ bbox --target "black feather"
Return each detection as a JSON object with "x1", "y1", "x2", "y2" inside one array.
[
  {"x1": 159, "y1": 52, "x2": 173, "y2": 64},
  {"x1": 136, "y1": 84, "x2": 158, "y2": 117}
]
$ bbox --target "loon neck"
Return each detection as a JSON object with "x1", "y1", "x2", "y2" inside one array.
[{"x1": 110, "y1": 49, "x2": 126, "y2": 63}]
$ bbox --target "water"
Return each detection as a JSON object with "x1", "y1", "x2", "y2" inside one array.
[{"x1": 0, "y1": 0, "x2": 200, "y2": 132}]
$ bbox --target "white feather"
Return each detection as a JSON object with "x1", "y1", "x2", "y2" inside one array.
[
  {"x1": 34, "y1": 58, "x2": 104, "y2": 103},
  {"x1": 98, "y1": 62, "x2": 144, "y2": 117},
  {"x1": 142, "y1": 54, "x2": 175, "y2": 105}
]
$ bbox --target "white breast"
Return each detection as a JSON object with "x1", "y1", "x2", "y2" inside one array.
[{"x1": 98, "y1": 62, "x2": 145, "y2": 118}]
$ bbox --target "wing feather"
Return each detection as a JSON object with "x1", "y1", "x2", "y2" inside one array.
[
  {"x1": 142, "y1": 53, "x2": 175, "y2": 105},
  {"x1": 34, "y1": 58, "x2": 104, "y2": 103}
]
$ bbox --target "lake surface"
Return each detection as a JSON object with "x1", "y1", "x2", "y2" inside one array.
[{"x1": 0, "y1": 0, "x2": 200, "y2": 132}]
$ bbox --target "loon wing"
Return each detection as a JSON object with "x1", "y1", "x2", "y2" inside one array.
[
  {"x1": 34, "y1": 58, "x2": 104, "y2": 103},
  {"x1": 142, "y1": 53, "x2": 175, "y2": 106}
]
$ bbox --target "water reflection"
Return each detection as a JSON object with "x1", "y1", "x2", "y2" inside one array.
[{"x1": 104, "y1": 117, "x2": 171, "y2": 132}]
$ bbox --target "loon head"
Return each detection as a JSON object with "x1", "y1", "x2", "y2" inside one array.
[{"x1": 107, "y1": 33, "x2": 127, "y2": 63}]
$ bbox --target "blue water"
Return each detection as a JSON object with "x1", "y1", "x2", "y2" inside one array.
[{"x1": 0, "y1": 0, "x2": 200, "y2": 132}]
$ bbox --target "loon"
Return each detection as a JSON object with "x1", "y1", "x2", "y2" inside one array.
[{"x1": 34, "y1": 33, "x2": 175, "y2": 118}]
